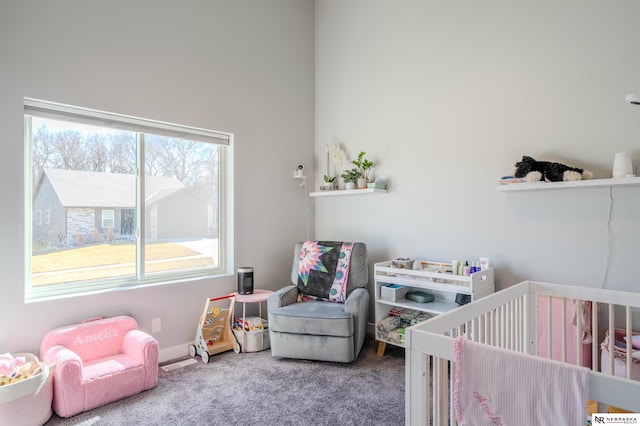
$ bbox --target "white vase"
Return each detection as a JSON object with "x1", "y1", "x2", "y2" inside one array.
[
  {"x1": 345, "y1": 181, "x2": 356, "y2": 190},
  {"x1": 357, "y1": 178, "x2": 368, "y2": 189}
]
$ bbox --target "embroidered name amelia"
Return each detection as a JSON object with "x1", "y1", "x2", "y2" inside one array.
[
  {"x1": 73, "y1": 328, "x2": 118, "y2": 345},
  {"x1": 473, "y1": 392, "x2": 503, "y2": 426}
]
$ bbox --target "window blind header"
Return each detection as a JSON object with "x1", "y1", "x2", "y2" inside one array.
[{"x1": 24, "y1": 97, "x2": 230, "y2": 145}]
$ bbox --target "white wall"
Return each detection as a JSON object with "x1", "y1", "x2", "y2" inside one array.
[
  {"x1": 0, "y1": 1, "x2": 314, "y2": 360},
  {"x1": 4, "y1": 0, "x2": 640, "y2": 360},
  {"x1": 315, "y1": 0, "x2": 640, "y2": 316}
]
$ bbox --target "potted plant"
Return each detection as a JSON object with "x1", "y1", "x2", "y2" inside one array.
[
  {"x1": 320, "y1": 174, "x2": 336, "y2": 191},
  {"x1": 340, "y1": 168, "x2": 361, "y2": 190},
  {"x1": 351, "y1": 151, "x2": 374, "y2": 188}
]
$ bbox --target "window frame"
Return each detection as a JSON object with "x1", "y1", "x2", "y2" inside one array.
[{"x1": 24, "y1": 98, "x2": 233, "y2": 301}]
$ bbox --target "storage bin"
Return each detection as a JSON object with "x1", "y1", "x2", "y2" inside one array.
[
  {"x1": 392, "y1": 258, "x2": 414, "y2": 269},
  {"x1": 0, "y1": 353, "x2": 53, "y2": 426},
  {"x1": 233, "y1": 326, "x2": 270, "y2": 352},
  {"x1": 381, "y1": 284, "x2": 409, "y2": 302},
  {"x1": 233, "y1": 328, "x2": 270, "y2": 352}
]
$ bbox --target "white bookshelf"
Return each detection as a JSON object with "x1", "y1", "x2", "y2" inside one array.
[{"x1": 374, "y1": 260, "x2": 494, "y2": 351}]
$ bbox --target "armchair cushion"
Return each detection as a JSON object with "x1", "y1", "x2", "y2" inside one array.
[{"x1": 269, "y1": 300, "x2": 353, "y2": 337}]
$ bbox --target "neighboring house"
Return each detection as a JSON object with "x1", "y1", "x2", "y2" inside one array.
[{"x1": 32, "y1": 168, "x2": 209, "y2": 249}]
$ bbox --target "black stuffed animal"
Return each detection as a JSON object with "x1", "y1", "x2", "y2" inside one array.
[{"x1": 513, "y1": 156, "x2": 593, "y2": 182}]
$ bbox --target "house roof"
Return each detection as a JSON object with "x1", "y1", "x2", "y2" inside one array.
[{"x1": 42, "y1": 168, "x2": 185, "y2": 208}]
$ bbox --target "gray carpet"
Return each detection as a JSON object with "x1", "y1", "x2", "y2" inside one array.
[{"x1": 43, "y1": 338, "x2": 405, "y2": 425}]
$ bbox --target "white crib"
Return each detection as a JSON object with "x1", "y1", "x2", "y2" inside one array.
[{"x1": 405, "y1": 280, "x2": 640, "y2": 425}]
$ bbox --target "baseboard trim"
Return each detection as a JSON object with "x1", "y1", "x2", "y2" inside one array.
[{"x1": 159, "y1": 343, "x2": 191, "y2": 364}]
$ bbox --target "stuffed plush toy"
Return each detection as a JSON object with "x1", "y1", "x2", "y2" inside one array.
[{"x1": 512, "y1": 155, "x2": 593, "y2": 182}]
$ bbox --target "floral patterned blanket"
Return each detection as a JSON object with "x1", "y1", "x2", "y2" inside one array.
[{"x1": 297, "y1": 241, "x2": 354, "y2": 303}]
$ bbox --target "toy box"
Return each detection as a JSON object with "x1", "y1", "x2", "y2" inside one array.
[{"x1": 0, "y1": 353, "x2": 53, "y2": 426}]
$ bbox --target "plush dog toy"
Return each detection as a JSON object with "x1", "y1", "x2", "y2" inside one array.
[{"x1": 512, "y1": 156, "x2": 593, "y2": 182}]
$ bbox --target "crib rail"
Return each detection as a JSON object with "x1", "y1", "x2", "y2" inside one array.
[{"x1": 405, "y1": 280, "x2": 640, "y2": 425}]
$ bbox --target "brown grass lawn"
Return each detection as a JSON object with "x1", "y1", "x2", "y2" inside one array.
[{"x1": 32, "y1": 242, "x2": 214, "y2": 286}]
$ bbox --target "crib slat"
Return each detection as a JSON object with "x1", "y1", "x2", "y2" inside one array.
[
  {"x1": 524, "y1": 292, "x2": 532, "y2": 355},
  {"x1": 626, "y1": 306, "x2": 632, "y2": 380},
  {"x1": 510, "y1": 299, "x2": 516, "y2": 350},
  {"x1": 546, "y1": 295, "x2": 552, "y2": 359},
  {"x1": 591, "y1": 301, "x2": 598, "y2": 372},
  {"x1": 485, "y1": 312, "x2": 491, "y2": 346},
  {"x1": 449, "y1": 359, "x2": 455, "y2": 425},
  {"x1": 516, "y1": 298, "x2": 520, "y2": 351},
  {"x1": 519, "y1": 295, "x2": 525, "y2": 352},
  {"x1": 501, "y1": 304, "x2": 506, "y2": 348},
  {"x1": 561, "y1": 297, "x2": 567, "y2": 363},
  {"x1": 575, "y1": 299, "x2": 582, "y2": 366},
  {"x1": 434, "y1": 357, "x2": 448, "y2": 425},
  {"x1": 608, "y1": 304, "x2": 614, "y2": 377}
]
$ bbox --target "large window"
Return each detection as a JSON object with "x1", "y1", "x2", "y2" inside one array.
[{"x1": 25, "y1": 98, "x2": 232, "y2": 300}]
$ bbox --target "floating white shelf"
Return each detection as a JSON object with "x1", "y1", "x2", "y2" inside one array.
[
  {"x1": 309, "y1": 188, "x2": 387, "y2": 197},
  {"x1": 496, "y1": 177, "x2": 640, "y2": 192}
]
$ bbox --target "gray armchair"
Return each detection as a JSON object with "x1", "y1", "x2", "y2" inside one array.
[{"x1": 268, "y1": 241, "x2": 369, "y2": 363}]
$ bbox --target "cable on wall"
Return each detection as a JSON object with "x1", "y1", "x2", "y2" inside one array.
[
  {"x1": 294, "y1": 167, "x2": 310, "y2": 241},
  {"x1": 302, "y1": 176, "x2": 310, "y2": 241},
  {"x1": 600, "y1": 186, "x2": 613, "y2": 289}
]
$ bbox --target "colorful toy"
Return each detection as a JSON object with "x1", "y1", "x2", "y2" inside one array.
[
  {"x1": 0, "y1": 353, "x2": 40, "y2": 386},
  {"x1": 190, "y1": 294, "x2": 240, "y2": 363}
]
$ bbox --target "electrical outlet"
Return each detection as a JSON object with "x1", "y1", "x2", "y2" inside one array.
[{"x1": 152, "y1": 318, "x2": 161, "y2": 334}]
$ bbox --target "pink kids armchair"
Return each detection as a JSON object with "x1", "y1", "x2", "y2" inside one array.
[{"x1": 40, "y1": 315, "x2": 158, "y2": 418}]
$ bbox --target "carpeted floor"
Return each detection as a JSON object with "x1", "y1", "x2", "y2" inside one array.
[{"x1": 44, "y1": 338, "x2": 405, "y2": 425}]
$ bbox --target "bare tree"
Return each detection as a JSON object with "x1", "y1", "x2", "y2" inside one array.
[
  {"x1": 51, "y1": 129, "x2": 86, "y2": 170},
  {"x1": 32, "y1": 123, "x2": 55, "y2": 188},
  {"x1": 85, "y1": 134, "x2": 108, "y2": 172},
  {"x1": 31, "y1": 121, "x2": 218, "y2": 190},
  {"x1": 106, "y1": 132, "x2": 136, "y2": 174}
]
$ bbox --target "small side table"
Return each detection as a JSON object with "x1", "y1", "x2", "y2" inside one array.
[{"x1": 233, "y1": 289, "x2": 273, "y2": 352}]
